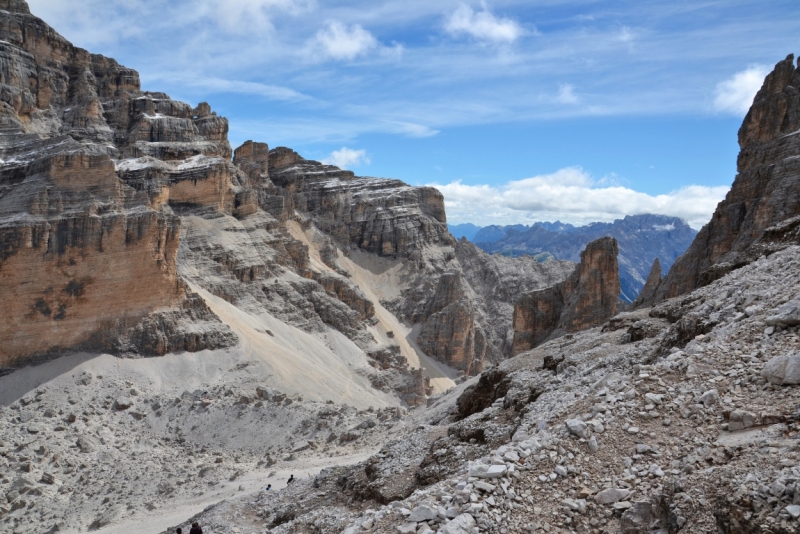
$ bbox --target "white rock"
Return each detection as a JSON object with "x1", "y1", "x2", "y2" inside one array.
[
  {"x1": 786, "y1": 504, "x2": 800, "y2": 518},
  {"x1": 468, "y1": 464, "x2": 506, "y2": 479},
  {"x1": 439, "y1": 513, "x2": 477, "y2": 534},
  {"x1": 762, "y1": 353, "x2": 800, "y2": 385},
  {"x1": 397, "y1": 522, "x2": 417, "y2": 534},
  {"x1": 588, "y1": 436, "x2": 599, "y2": 453}
]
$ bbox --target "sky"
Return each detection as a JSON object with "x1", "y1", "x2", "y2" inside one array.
[{"x1": 26, "y1": 0, "x2": 800, "y2": 229}]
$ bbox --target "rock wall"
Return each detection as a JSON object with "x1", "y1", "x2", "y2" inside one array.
[
  {"x1": 511, "y1": 237, "x2": 620, "y2": 354},
  {"x1": 654, "y1": 54, "x2": 800, "y2": 302},
  {"x1": 0, "y1": 2, "x2": 595, "y2": 387},
  {"x1": 632, "y1": 258, "x2": 662, "y2": 308}
]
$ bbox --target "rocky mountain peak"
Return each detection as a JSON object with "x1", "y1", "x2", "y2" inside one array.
[
  {"x1": 652, "y1": 53, "x2": 800, "y2": 302},
  {"x1": 511, "y1": 236, "x2": 620, "y2": 353}
]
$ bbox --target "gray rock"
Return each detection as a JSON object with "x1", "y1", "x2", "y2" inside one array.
[
  {"x1": 698, "y1": 389, "x2": 719, "y2": 407},
  {"x1": 77, "y1": 436, "x2": 98, "y2": 453},
  {"x1": 588, "y1": 436, "x2": 599, "y2": 453},
  {"x1": 766, "y1": 300, "x2": 800, "y2": 327},
  {"x1": 408, "y1": 503, "x2": 438, "y2": 522},
  {"x1": 595, "y1": 488, "x2": 630, "y2": 504},
  {"x1": 786, "y1": 504, "x2": 800, "y2": 518},
  {"x1": 762, "y1": 353, "x2": 800, "y2": 385},
  {"x1": 565, "y1": 419, "x2": 590, "y2": 439}
]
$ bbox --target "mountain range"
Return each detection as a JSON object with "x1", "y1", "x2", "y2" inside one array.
[{"x1": 449, "y1": 214, "x2": 698, "y2": 302}]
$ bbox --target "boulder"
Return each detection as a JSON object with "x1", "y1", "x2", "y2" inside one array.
[
  {"x1": 762, "y1": 353, "x2": 800, "y2": 385},
  {"x1": 566, "y1": 419, "x2": 590, "y2": 439},
  {"x1": 595, "y1": 488, "x2": 630, "y2": 504}
]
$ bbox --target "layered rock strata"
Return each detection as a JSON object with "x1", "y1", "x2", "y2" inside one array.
[
  {"x1": 0, "y1": 1, "x2": 600, "y2": 390},
  {"x1": 653, "y1": 54, "x2": 800, "y2": 302},
  {"x1": 511, "y1": 237, "x2": 620, "y2": 354}
]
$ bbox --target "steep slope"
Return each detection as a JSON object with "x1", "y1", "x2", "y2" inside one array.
[
  {"x1": 475, "y1": 215, "x2": 697, "y2": 302},
  {"x1": 652, "y1": 54, "x2": 800, "y2": 302}
]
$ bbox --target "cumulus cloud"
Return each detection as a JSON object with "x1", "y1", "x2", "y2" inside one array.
[
  {"x1": 444, "y1": 4, "x2": 525, "y2": 44},
  {"x1": 322, "y1": 147, "x2": 371, "y2": 169},
  {"x1": 714, "y1": 65, "x2": 769, "y2": 114},
  {"x1": 312, "y1": 21, "x2": 378, "y2": 60},
  {"x1": 429, "y1": 167, "x2": 729, "y2": 229}
]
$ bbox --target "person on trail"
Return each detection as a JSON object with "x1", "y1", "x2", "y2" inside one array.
[
  {"x1": 189, "y1": 522, "x2": 203, "y2": 534},
  {"x1": 176, "y1": 529, "x2": 182, "y2": 534},
  {"x1": 266, "y1": 484, "x2": 272, "y2": 491},
  {"x1": 287, "y1": 474, "x2": 294, "y2": 485}
]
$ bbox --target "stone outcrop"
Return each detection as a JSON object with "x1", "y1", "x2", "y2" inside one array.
[
  {"x1": 632, "y1": 258, "x2": 662, "y2": 308},
  {"x1": 511, "y1": 237, "x2": 620, "y2": 354},
  {"x1": 473, "y1": 214, "x2": 696, "y2": 302},
  {"x1": 653, "y1": 54, "x2": 800, "y2": 302}
]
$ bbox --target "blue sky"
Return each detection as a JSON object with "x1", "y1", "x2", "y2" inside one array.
[{"x1": 27, "y1": 0, "x2": 800, "y2": 228}]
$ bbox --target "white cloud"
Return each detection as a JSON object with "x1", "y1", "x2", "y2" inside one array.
[
  {"x1": 445, "y1": 4, "x2": 526, "y2": 44},
  {"x1": 556, "y1": 84, "x2": 579, "y2": 104},
  {"x1": 312, "y1": 21, "x2": 378, "y2": 60},
  {"x1": 386, "y1": 121, "x2": 440, "y2": 138},
  {"x1": 197, "y1": 0, "x2": 315, "y2": 32},
  {"x1": 159, "y1": 75, "x2": 310, "y2": 102},
  {"x1": 322, "y1": 147, "x2": 371, "y2": 169},
  {"x1": 429, "y1": 167, "x2": 729, "y2": 229},
  {"x1": 714, "y1": 65, "x2": 769, "y2": 114}
]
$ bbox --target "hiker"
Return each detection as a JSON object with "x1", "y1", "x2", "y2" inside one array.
[
  {"x1": 176, "y1": 529, "x2": 182, "y2": 534},
  {"x1": 266, "y1": 484, "x2": 271, "y2": 491},
  {"x1": 189, "y1": 522, "x2": 203, "y2": 534},
  {"x1": 287, "y1": 474, "x2": 294, "y2": 485}
]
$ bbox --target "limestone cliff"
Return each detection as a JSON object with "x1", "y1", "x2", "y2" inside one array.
[
  {"x1": 0, "y1": 2, "x2": 583, "y2": 389},
  {"x1": 511, "y1": 237, "x2": 620, "y2": 354},
  {"x1": 653, "y1": 54, "x2": 800, "y2": 302}
]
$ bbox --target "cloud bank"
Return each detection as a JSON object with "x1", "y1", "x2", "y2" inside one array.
[
  {"x1": 430, "y1": 167, "x2": 729, "y2": 229},
  {"x1": 714, "y1": 65, "x2": 770, "y2": 115}
]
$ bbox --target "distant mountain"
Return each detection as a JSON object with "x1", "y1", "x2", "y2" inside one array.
[
  {"x1": 473, "y1": 224, "x2": 528, "y2": 242},
  {"x1": 448, "y1": 223, "x2": 482, "y2": 241},
  {"x1": 475, "y1": 214, "x2": 697, "y2": 302}
]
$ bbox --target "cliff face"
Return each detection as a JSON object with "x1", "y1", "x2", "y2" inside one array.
[
  {"x1": 0, "y1": 4, "x2": 237, "y2": 366},
  {"x1": 511, "y1": 237, "x2": 620, "y2": 354},
  {"x1": 654, "y1": 54, "x2": 800, "y2": 301},
  {"x1": 0, "y1": 2, "x2": 599, "y2": 387}
]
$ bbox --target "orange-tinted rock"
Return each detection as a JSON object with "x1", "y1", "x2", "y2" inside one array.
[{"x1": 512, "y1": 237, "x2": 620, "y2": 354}]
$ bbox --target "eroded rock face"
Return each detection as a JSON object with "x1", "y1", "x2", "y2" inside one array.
[
  {"x1": 0, "y1": 5, "x2": 237, "y2": 366},
  {"x1": 511, "y1": 237, "x2": 620, "y2": 353},
  {"x1": 632, "y1": 258, "x2": 662, "y2": 308},
  {"x1": 654, "y1": 54, "x2": 800, "y2": 302}
]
